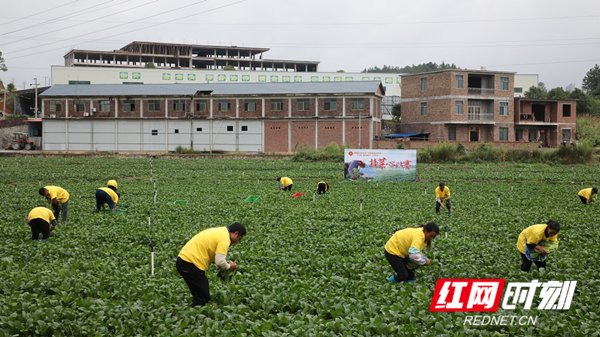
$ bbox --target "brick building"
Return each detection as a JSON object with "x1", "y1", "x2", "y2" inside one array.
[
  {"x1": 39, "y1": 81, "x2": 384, "y2": 152},
  {"x1": 400, "y1": 69, "x2": 575, "y2": 147}
]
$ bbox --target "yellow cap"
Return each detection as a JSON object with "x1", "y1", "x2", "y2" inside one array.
[{"x1": 107, "y1": 180, "x2": 118, "y2": 189}]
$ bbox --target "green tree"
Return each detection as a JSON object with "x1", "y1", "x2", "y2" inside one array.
[
  {"x1": 0, "y1": 51, "x2": 7, "y2": 72},
  {"x1": 524, "y1": 83, "x2": 548, "y2": 99},
  {"x1": 547, "y1": 87, "x2": 569, "y2": 100},
  {"x1": 144, "y1": 62, "x2": 156, "y2": 68},
  {"x1": 582, "y1": 64, "x2": 600, "y2": 96},
  {"x1": 362, "y1": 62, "x2": 458, "y2": 74},
  {"x1": 391, "y1": 103, "x2": 401, "y2": 121}
]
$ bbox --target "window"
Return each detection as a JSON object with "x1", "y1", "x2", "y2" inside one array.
[
  {"x1": 562, "y1": 128, "x2": 572, "y2": 142},
  {"x1": 148, "y1": 100, "x2": 161, "y2": 112},
  {"x1": 241, "y1": 125, "x2": 248, "y2": 132},
  {"x1": 500, "y1": 76, "x2": 509, "y2": 90},
  {"x1": 455, "y1": 75, "x2": 464, "y2": 89},
  {"x1": 174, "y1": 129, "x2": 179, "y2": 134},
  {"x1": 123, "y1": 100, "x2": 136, "y2": 112},
  {"x1": 99, "y1": 100, "x2": 110, "y2": 113},
  {"x1": 420, "y1": 77, "x2": 428, "y2": 91},
  {"x1": 271, "y1": 100, "x2": 283, "y2": 111},
  {"x1": 296, "y1": 99, "x2": 310, "y2": 111},
  {"x1": 455, "y1": 101, "x2": 464, "y2": 115},
  {"x1": 49, "y1": 101, "x2": 62, "y2": 113},
  {"x1": 514, "y1": 87, "x2": 523, "y2": 93},
  {"x1": 351, "y1": 98, "x2": 365, "y2": 110},
  {"x1": 499, "y1": 102, "x2": 509, "y2": 116},
  {"x1": 196, "y1": 127, "x2": 202, "y2": 132},
  {"x1": 324, "y1": 99, "x2": 337, "y2": 111},
  {"x1": 172, "y1": 100, "x2": 185, "y2": 112},
  {"x1": 218, "y1": 101, "x2": 231, "y2": 112},
  {"x1": 151, "y1": 130, "x2": 158, "y2": 136},
  {"x1": 563, "y1": 104, "x2": 572, "y2": 117},
  {"x1": 244, "y1": 100, "x2": 256, "y2": 112},
  {"x1": 196, "y1": 101, "x2": 207, "y2": 112},
  {"x1": 448, "y1": 126, "x2": 456, "y2": 141},
  {"x1": 74, "y1": 101, "x2": 85, "y2": 112},
  {"x1": 420, "y1": 102, "x2": 428, "y2": 116},
  {"x1": 499, "y1": 127, "x2": 508, "y2": 141},
  {"x1": 516, "y1": 128, "x2": 523, "y2": 141},
  {"x1": 226, "y1": 125, "x2": 234, "y2": 132}
]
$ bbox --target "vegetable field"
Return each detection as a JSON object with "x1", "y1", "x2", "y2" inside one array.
[{"x1": 0, "y1": 156, "x2": 599, "y2": 336}]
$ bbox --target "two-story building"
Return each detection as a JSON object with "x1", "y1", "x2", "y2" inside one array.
[
  {"x1": 400, "y1": 69, "x2": 575, "y2": 147},
  {"x1": 39, "y1": 81, "x2": 384, "y2": 152}
]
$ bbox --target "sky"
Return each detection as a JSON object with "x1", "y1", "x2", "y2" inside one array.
[{"x1": 1, "y1": 0, "x2": 600, "y2": 90}]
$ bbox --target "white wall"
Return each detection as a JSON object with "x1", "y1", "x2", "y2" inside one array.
[{"x1": 42, "y1": 119, "x2": 263, "y2": 152}]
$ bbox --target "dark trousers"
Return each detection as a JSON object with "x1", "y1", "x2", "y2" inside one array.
[
  {"x1": 29, "y1": 218, "x2": 50, "y2": 240},
  {"x1": 282, "y1": 184, "x2": 293, "y2": 191},
  {"x1": 385, "y1": 250, "x2": 415, "y2": 282},
  {"x1": 176, "y1": 257, "x2": 210, "y2": 306},
  {"x1": 53, "y1": 201, "x2": 69, "y2": 222},
  {"x1": 520, "y1": 253, "x2": 546, "y2": 271},
  {"x1": 436, "y1": 199, "x2": 451, "y2": 213},
  {"x1": 317, "y1": 183, "x2": 328, "y2": 194},
  {"x1": 579, "y1": 196, "x2": 588, "y2": 204},
  {"x1": 96, "y1": 189, "x2": 115, "y2": 211}
]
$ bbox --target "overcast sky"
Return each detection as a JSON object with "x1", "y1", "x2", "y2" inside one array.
[{"x1": 1, "y1": 0, "x2": 600, "y2": 90}]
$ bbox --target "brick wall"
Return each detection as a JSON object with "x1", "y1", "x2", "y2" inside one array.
[
  {"x1": 264, "y1": 121, "x2": 288, "y2": 152},
  {"x1": 345, "y1": 97, "x2": 370, "y2": 117},
  {"x1": 212, "y1": 99, "x2": 235, "y2": 118},
  {"x1": 291, "y1": 98, "x2": 315, "y2": 117},
  {"x1": 239, "y1": 98, "x2": 262, "y2": 118},
  {"x1": 317, "y1": 121, "x2": 343, "y2": 148},
  {"x1": 318, "y1": 97, "x2": 343, "y2": 117},
  {"x1": 264, "y1": 98, "x2": 288, "y2": 118},
  {"x1": 118, "y1": 99, "x2": 141, "y2": 118},
  {"x1": 291, "y1": 120, "x2": 315, "y2": 150},
  {"x1": 345, "y1": 120, "x2": 371, "y2": 148}
]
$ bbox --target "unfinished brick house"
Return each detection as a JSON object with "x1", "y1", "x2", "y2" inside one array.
[{"x1": 400, "y1": 69, "x2": 575, "y2": 147}]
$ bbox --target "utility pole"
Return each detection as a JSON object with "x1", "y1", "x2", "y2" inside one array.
[{"x1": 30, "y1": 78, "x2": 39, "y2": 118}]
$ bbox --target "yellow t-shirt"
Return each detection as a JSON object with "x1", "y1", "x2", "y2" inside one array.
[
  {"x1": 98, "y1": 187, "x2": 119, "y2": 204},
  {"x1": 178, "y1": 227, "x2": 231, "y2": 271},
  {"x1": 384, "y1": 227, "x2": 426, "y2": 258},
  {"x1": 435, "y1": 186, "x2": 451, "y2": 201},
  {"x1": 45, "y1": 186, "x2": 70, "y2": 203},
  {"x1": 516, "y1": 224, "x2": 559, "y2": 254},
  {"x1": 28, "y1": 207, "x2": 56, "y2": 223},
  {"x1": 578, "y1": 188, "x2": 595, "y2": 200},
  {"x1": 280, "y1": 177, "x2": 293, "y2": 187}
]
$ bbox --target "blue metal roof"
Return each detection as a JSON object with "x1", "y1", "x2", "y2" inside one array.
[
  {"x1": 40, "y1": 81, "x2": 384, "y2": 97},
  {"x1": 384, "y1": 133, "x2": 429, "y2": 139}
]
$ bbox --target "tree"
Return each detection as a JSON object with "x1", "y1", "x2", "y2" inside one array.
[
  {"x1": 582, "y1": 64, "x2": 600, "y2": 96},
  {"x1": 547, "y1": 87, "x2": 569, "y2": 100},
  {"x1": 362, "y1": 62, "x2": 458, "y2": 74},
  {"x1": 0, "y1": 51, "x2": 7, "y2": 72},
  {"x1": 144, "y1": 62, "x2": 156, "y2": 69},
  {"x1": 391, "y1": 103, "x2": 401, "y2": 121},
  {"x1": 524, "y1": 83, "x2": 548, "y2": 99}
]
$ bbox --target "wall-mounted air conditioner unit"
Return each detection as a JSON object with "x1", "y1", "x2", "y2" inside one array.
[
  {"x1": 49, "y1": 114, "x2": 56, "y2": 118},
  {"x1": 83, "y1": 112, "x2": 90, "y2": 117}
]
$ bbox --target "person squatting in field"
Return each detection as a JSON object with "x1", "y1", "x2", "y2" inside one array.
[
  {"x1": 176, "y1": 223, "x2": 246, "y2": 306},
  {"x1": 578, "y1": 187, "x2": 597, "y2": 204},
  {"x1": 95, "y1": 179, "x2": 120, "y2": 213},
  {"x1": 516, "y1": 220, "x2": 560, "y2": 272},
  {"x1": 435, "y1": 181, "x2": 451, "y2": 214},
  {"x1": 316, "y1": 181, "x2": 329, "y2": 194},
  {"x1": 25, "y1": 207, "x2": 58, "y2": 240},
  {"x1": 384, "y1": 222, "x2": 439, "y2": 283},
  {"x1": 38, "y1": 185, "x2": 70, "y2": 223},
  {"x1": 277, "y1": 177, "x2": 293, "y2": 191}
]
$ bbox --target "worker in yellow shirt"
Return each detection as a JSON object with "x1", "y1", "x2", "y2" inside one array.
[
  {"x1": 25, "y1": 207, "x2": 58, "y2": 240},
  {"x1": 96, "y1": 180, "x2": 120, "y2": 213},
  {"x1": 578, "y1": 187, "x2": 598, "y2": 204},
  {"x1": 38, "y1": 185, "x2": 70, "y2": 223},
  {"x1": 176, "y1": 223, "x2": 246, "y2": 306},
  {"x1": 384, "y1": 222, "x2": 439, "y2": 283},
  {"x1": 516, "y1": 221, "x2": 560, "y2": 272},
  {"x1": 316, "y1": 181, "x2": 330, "y2": 194},
  {"x1": 277, "y1": 176, "x2": 293, "y2": 191},
  {"x1": 435, "y1": 181, "x2": 451, "y2": 214}
]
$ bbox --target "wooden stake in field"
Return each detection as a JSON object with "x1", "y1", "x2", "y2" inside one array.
[
  {"x1": 151, "y1": 248, "x2": 155, "y2": 276},
  {"x1": 359, "y1": 199, "x2": 363, "y2": 211}
]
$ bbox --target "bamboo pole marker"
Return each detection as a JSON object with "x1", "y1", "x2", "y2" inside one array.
[
  {"x1": 497, "y1": 197, "x2": 501, "y2": 207},
  {"x1": 313, "y1": 193, "x2": 316, "y2": 202},
  {"x1": 151, "y1": 249, "x2": 155, "y2": 276}
]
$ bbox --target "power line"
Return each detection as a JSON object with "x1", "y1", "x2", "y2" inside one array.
[
  {"x1": 2, "y1": 0, "x2": 160, "y2": 47},
  {"x1": 0, "y1": 0, "x2": 82, "y2": 28},
  {"x1": 5, "y1": 0, "x2": 249, "y2": 60},
  {"x1": 0, "y1": 0, "x2": 117, "y2": 38}
]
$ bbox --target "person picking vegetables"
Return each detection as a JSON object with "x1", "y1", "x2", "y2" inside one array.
[
  {"x1": 176, "y1": 222, "x2": 246, "y2": 307},
  {"x1": 277, "y1": 176, "x2": 293, "y2": 191},
  {"x1": 517, "y1": 220, "x2": 560, "y2": 272},
  {"x1": 384, "y1": 222, "x2": 439, "y2": 283},
  {"x1": 25, "y1": 206, "x2": 58, "y2": 240},
  {"x1": 578, "y1": 187, "x2": 597, "y2": 204},
  {"x1": 95, "y1": 179, "x2": 120, "y2": 213},
  {"x1": 38, "y1": 185, "x2": 70, "y2": 223},
  {"x1": 435, "y1": 181, "x2": 451, "y2": 214}
]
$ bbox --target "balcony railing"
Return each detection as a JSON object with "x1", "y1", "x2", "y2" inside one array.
[
  {"x1": 467, "y1": 112, "x2": 494, "y2": 121},
  {"x1": 468, "y1": 87, "x2": 495, "y2": 95}
]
